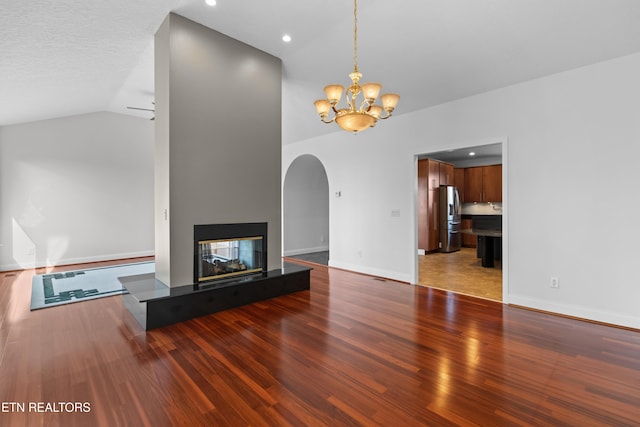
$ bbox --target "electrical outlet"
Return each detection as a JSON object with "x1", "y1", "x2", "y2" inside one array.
[{"x1": 550, "y1": 277, "x2": 560, "y2": 288}]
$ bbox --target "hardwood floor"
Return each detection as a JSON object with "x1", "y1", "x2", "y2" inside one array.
[
  {"x1": 1, "y1": 258, "x2": 639, "y2": 426},
  {"x1": 419, "y1": 248, "x2": 502, "y2": 301}
]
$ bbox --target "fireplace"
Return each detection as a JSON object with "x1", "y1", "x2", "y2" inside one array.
[{"x1": 194, "y1": 223, "x2": 267, "y2": 284}]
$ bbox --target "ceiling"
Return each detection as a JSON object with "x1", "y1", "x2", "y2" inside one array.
[
  {"x1": 3, "y1": 0, "x2": 640, "y2": 145},
  {"x1": 422, "y1": 143, "x2": 502, "y2": 166}
]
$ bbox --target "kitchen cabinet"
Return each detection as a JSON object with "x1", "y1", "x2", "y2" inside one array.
[
  {"x1": 461, "y1": 219, "x2": 476, "y2": 247},
  {"x1": 464, "y1": 167, "x2": 484, "y2": 202},
  {"x1": 454, "y1": 168, "x2": 465, "y2": 201},
  {"x1": 439, "y1": 163, "x2": 454, "y2": 186},
  {"x1": 418, "y1": 158, "x2": 454, "y2": 252},
  {"x1": 464, "y1": 165, "x2": 502, "y2": 203},
  {"x1": 417, "y1": 160, "x2": 429, "y2": 250},
  {"x1": 483, "y1": 165, "x2": 502, "y2": 202},
  {"x1": 427, "y1": 160, "x2": 440, "y2": 251}
]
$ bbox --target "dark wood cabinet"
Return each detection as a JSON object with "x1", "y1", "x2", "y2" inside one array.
[
  {"x1": 461, "y1": 218, "x2": 476, "y2": 247},
  {"x1": 463, "y1": 165, "x2": 502, "y2": 203},
  {"x1": 454, "y1": 168, "x2": 465, "y2": 202},
  {"x1": 483, "y1": 165, "x2": 502, "y2": 202},
  {"x1": 417, "y1": 160, "x2": 429, "y2": 250},
  {"x1": 427, "y1": 160, "x2": 440, "y2": 251},
  {"x1": 464, "y1": 167, "x2": 484, "y2": 202},
  {"x1": 439, "y1": 163, "x2": 454, "y2": 186},
  {"x1": 418, "y1": 158, "x2": 454, "y2": 252}
]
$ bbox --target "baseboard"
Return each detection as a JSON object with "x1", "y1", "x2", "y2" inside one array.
[
  {"x1": 507, "y1": 294, "x2": 640, "y2": 330},
  {"x1": 283, "y1": 246, "x2": 329, "y2": 257},
  {"x1": 327, "y1": 260, "x2": 412, "y2": 284},
  {"x1": 0, "y1": 250, "x2": 155, "y2": 273}
]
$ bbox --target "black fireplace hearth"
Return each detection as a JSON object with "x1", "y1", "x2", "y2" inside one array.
[{"x1": 119, "y1": 222, "x2": 311, "y2": 330}]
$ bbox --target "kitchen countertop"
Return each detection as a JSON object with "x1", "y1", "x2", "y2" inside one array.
[{"x1": 461, "y1": 228, "x2": 502, "y2": 238}]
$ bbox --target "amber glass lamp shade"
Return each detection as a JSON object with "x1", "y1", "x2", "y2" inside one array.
[
  {"x1": 324, "y1": 84, "x2": 344, "y2": 104},
  {"x1": 381, "y1": 93, "x2": 400, "y2": 112},
  {"x1": 368, "y1": 105, "x2": 383, "y2": 119},
  {"x1": 314, "y1": 99, "x2": 331, "y2": 117},
  {"x1": 361, "y1": 83, "x2": 382, "y2": 101},
  {"x1": 335, "y1": 112, "x2": 376, "y2": 133}
]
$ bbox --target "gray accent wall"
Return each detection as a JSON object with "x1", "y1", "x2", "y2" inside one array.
[{"x1": 155, "y1": 13, "x2": 282, "y2": 287}]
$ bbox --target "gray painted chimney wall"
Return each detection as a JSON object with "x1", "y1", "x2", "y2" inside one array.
[{"x1": 154, "y1": 13, "x2": 282, "y2": 287}]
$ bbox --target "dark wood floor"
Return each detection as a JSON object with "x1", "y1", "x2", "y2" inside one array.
[{"x1": 1, "y1": 258, "x2": 639, "y2": 426}]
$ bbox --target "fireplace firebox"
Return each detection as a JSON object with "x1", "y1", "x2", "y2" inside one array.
[{"x1": 194, "y1": 223, "x2": 267, "y2": 285}]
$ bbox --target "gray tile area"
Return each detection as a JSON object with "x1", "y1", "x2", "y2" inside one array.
[{"x1": 286, "y1": 251, "x2": 329, "y2": 266}]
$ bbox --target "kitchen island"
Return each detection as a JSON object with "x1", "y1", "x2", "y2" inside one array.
[{"x1": 461, "y1": 228, "x2": 502, "y2": 267}]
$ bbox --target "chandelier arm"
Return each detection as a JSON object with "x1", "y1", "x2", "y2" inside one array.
[
  {"x1": 359, "y1": 99, "x2": 373, "y2": 112},
  {"x1": 320, "y1": 116, "x2": 336, "y2": 124}
]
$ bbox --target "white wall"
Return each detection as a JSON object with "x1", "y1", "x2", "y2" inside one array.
[
  {"x1": 283, "y1": 154, "x2": 329, "y2": 256},
  {"x1": 283, "y1": 52, "x2": 640, "y2": 329},
  {"x1": 0, "y1": 112, "x2": 154, "y2": 271}
]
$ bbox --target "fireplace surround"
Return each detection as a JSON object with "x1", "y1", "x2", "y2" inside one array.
[{"x1": 120, "y1": 222, "x2": 311, "y2": 330}]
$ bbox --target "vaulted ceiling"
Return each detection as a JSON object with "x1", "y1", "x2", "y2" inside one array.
[{"x1": 3, "y1": 0, "x2": 640, "y2": 144}]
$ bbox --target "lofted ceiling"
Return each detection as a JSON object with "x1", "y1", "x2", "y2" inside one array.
[{"x1": 3, "y1": 0, "x2": 640, "y2": 145}]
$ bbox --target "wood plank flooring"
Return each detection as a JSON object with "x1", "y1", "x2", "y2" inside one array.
[
  {"x1": 419, "y1": 248, "x2": 502, "y2": 301},
  {"x1": 1, "y1": 258, "x2": 639, "y2": 426}
]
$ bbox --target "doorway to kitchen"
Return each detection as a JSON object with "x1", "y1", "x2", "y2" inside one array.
[{"x1": 416, "y1": 142, "x2": 505, "y2": 302}]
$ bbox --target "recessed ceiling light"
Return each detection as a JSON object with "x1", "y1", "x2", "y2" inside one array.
[
  {"x1": 282, "y1": 34, "x2": 292, "y2": 43},
  {"x1": 469, "y1": 152, "x2": 476, "y2": 156},
  {"x1": 205, "y1": 0, "x2": 216, "y2": 6}
]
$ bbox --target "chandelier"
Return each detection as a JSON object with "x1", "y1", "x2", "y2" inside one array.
[{"x1": 314, "y1": 0, "x2": 400, "y2": 133}]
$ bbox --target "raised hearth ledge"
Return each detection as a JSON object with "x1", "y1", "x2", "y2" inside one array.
[{"x1": 120, "y1": 262, "x2": 311, "y2": 330}]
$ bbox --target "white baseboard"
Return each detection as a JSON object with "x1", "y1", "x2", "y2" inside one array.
[
  {"x1": 327, "y1": 260, "x2": 413, "y2": 284},
  {"x1": 0, "y1": 250, "x2": 155, "y2": 272},
  {"x1": 508, "y1": 294, "x2": 639, "y2": 330},
  {"x1": 283, "y1": 246, "x2": 329, "y2": 257}
]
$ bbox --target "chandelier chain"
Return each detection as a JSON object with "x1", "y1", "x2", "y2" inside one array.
[{"x1": 353, "y1": 0, "x2": 358, "y2": 73}]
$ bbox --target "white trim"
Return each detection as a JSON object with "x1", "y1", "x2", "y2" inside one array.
[
  {"x1": 0, "y1": 250, "x2": 155, "y2": 272},
  {"x1": 501, "y1": 137, "x2": 509, "y2": 304},
  {"x1": 329, "y1": 260, "x2": 413, "y2": 284},
  {"x1": 508, "y1": 295, "x2": 640, "y2": 330},
  {"x1": 283, "y1": 246, "x2": 329, "y2": 256}
]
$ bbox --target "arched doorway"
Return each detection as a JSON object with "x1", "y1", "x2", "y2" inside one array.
[{"x1": 283, "y1": 155, "x2": 330, "y2": 265}]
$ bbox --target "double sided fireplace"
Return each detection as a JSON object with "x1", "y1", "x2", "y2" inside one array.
[
  {"x1": 122, "y1": 221, "x2": 310, "y2": 330},
  {"x1": 194, "y1": 223, "x2": 267, "y2": 285}
]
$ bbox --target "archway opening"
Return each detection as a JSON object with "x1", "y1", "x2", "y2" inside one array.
[{"x1": 283, "y1": 155, "x2": 330, "y2": 265}]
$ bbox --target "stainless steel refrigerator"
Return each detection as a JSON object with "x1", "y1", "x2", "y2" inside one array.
[{"x1": 439, "y1": 185, "x2": 461, "y2": 252}]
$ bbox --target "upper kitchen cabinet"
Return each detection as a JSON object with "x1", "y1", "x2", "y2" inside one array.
[
  {"x1": 483, "y1": 165, "x2": 502, "y2": 202},
  {"x1": 439, "y1": 163, "x2": 454, "y2": 186},
  {"x1": 464, "y1": 164, "x2": 502, "y2": 203},
  {"x1": 454, "y1": 168, "x2": 465, "y2": 200},
  {"x1": 464, "y1": 167, "x2": 484, "y2": 202},
  {"x1": 428, "y1": 159, "x2": 440, "y2": 190}
]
